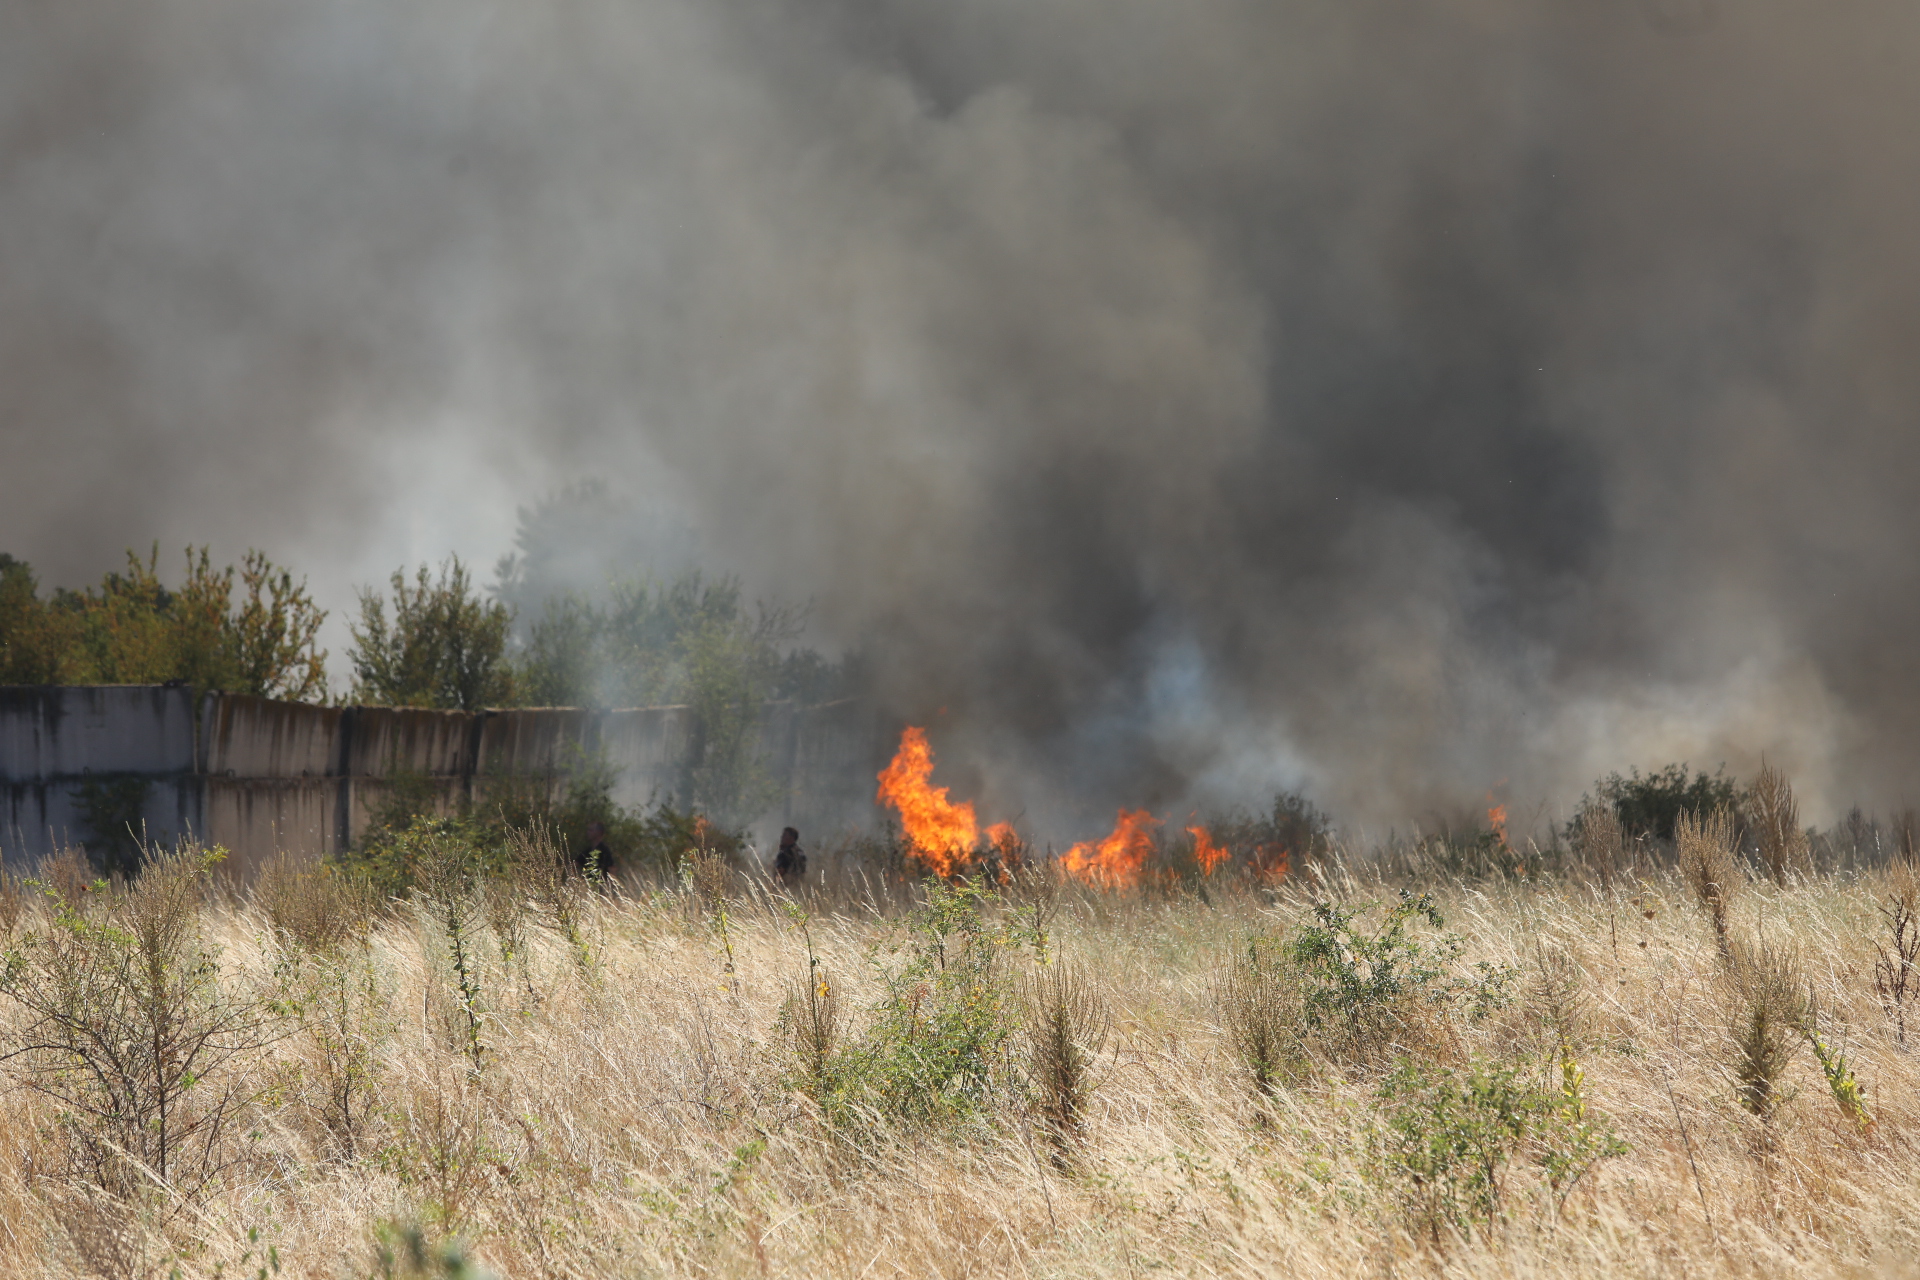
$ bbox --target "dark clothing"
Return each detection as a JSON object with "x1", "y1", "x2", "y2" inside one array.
[{"x1": 774, "y1": 843, "x2": 807, "y2": 885}]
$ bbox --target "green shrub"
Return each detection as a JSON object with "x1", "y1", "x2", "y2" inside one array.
[
  {"x1": 73, "y1": 773, "x2": 151, "y2": 879},
  {"x1": 1287, "y1": 891, "x2": 1515, "y2": 1062},
  {"x1": 795, "y1": 878, "x2": 1031, "y2": 1130},
  {"x1": 1371, "y1": 1052, "x2": 1626, "y2": 1244},
  {"x1": 1569, "y1": 763, "x2": 1741, "y2": 844}
]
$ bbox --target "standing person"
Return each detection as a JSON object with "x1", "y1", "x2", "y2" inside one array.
[
  {"x1": 578, "y1": 820, "x2": 615, "y2": 881},
  {"x1": 774, "y1": 826, "x2": 806, "y2": 887}
]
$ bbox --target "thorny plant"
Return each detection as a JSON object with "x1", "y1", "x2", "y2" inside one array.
[
  {"x1": 1874, "y1": 862, "x2": 1919, "y2": 1050},
  {"x1": 411, "y1": 831, "x2": 493, "y2": 1074},
  {"x1": 0, "y1": 842, "x2": 287, "y2": 1205},
  {"x1": 1022, "y1": 960, "x2": 1108, "y2": 1168},
  {"x1": 1724, "y1": 938, "x2": 1806, "y2": 1126}
]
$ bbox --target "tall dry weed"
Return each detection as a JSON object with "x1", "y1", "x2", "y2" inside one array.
[
  {"x1": 1724, "y1": 938, "x2": 1806, "y2": 1125},
  {"x1": 254, "y1": 851, "x2": 379, "y2": 955},
  {"x1": 1574, "y1": 805, "x2": 1625, "y2": 892},
  {"x1": 1677, "y1": 807, "x2": 1742, "y2": 957},
  {"x1": 1217, "y1": 935, "x2": 1303, "y2": 1095},
  {"x1": 1749, "y1": 763, "x2": 1809, "y2": 889},
  {"x1": 1023, "y1": 961, "x2": 1108, "y2": 1166}
]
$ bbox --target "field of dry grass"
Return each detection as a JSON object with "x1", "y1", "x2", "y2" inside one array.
[{"x1": 0, "y1": 833, "x2": 1917, "y2": 1279}]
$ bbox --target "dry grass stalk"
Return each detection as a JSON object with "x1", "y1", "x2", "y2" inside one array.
[
  {"x1": 1217, "y1": 935, "x2": 1304, "y2": 1095},
  {"x1": 1676, "y1": 807, "x2": 1741, "y2": 957},
  {"x1": 1528, "y1": 944, "x2": 1588, "y2": 1050},
  {"x1": 1749, "y1": 763, "x2": 1809, "y2": 889},
  {"x1": 253, "y1": 851, "x2": 379, "y2": 955},
  {"x1": 0, "y1": 865, "x2": 27, "y2": 938},
  {"x1": 1895, "y1": 808, "x2": 1919, "y2": 863},
  {"x1": 1574, "y1": 805, "x2": 1625, "y2": 891}
]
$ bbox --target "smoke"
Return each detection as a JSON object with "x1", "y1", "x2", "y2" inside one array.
[{"x1": 3, "y1": 0, "x2": 1919, "y2": 829}]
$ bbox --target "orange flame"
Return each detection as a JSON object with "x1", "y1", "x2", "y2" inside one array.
[
  {"x1": 1188, "y1": 824, "x2": 1229, "y2": 875},
  {"x1": 877, "y1": 727, "x2": 978, "y2": 876},
  {"x1": 1487, "y1": 798, "x2": 1509, "y2": 848},
  {"x1": 986, "y1": 821, "x2": 1019, "y2": 852},
  {"x1": 1062, "y1": 809, "x2": 1161, "y2": 889}
]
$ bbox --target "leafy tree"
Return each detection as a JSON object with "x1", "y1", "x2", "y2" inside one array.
[
  {"x1": 511, "y1": 570, "x2": 856, "y2": 822},
  {"x1": 0, "y1": 554, "x2": 85, "y2": 683},
  {"x1": 0, "y1": 548, "x2": 326, "y2": 699},
  {"x1": 350, "y1": 557, "x2": 514, "y2": 711},
  {"x1": 229, "y1": 550, "x2": 330, "y2": 701}
]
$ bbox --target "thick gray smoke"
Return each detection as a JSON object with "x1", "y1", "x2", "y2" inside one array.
[{"x1": 4, "y1": 0, "x2": 1918, "y2": 831}]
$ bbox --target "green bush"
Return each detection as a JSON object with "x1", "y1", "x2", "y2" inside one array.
[
  {"x1": 1287, "y1": 891, "x2": 1515, "y2": 1061},
  {"x1": 1371, "y1": 1052, "x2": 1626, "y2": 1243},
  {"x1": 793, "y1": 878, "x2": 1032, "y2": 1130},
  {"x1": 1569, "y1": 764, "x2": 1741, "y2": 844}
]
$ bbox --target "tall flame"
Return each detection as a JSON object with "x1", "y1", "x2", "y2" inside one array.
[
  {"x1": 1487, "y1": 798, "x2": 1509, "y2": 848},
  {"x1": 1188, "y1": 824, "x2": 1229, "y2": 875},
  {"x1": 876, "y1": 726, "x2": 978, "y2": 876},
  {"x1": 1062, "y1": 809, "x2": 1161, "y2": 889},
  {"x1": 1254, "y1": 842, "x2": 1290, "y2": 885}
]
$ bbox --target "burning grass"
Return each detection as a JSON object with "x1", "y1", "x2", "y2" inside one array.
[{"x1": 0, "y1": 821, "x2": 1916, "y2": 1278}]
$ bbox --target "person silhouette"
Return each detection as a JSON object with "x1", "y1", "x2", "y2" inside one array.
[{"x1": 774, "y1": 826, "x2": 806, "y2": 886}]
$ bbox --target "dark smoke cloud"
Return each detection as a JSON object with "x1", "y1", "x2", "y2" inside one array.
[{"x1": 4, "y1": 0, "x2": 1919, "y2": 830}]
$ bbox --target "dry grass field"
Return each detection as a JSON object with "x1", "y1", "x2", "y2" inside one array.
[{"x1": 0, "y1": 823, "x2": 1917, "y2": 1279}]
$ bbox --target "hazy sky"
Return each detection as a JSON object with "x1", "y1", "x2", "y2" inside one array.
[{"x1": 5, "y1": 0, "x2": 1919, "y2": 831}]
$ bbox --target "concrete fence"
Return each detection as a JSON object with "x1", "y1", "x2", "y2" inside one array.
[{"x1": 0, "y1": 686, "x2": 889, "y2": 875}]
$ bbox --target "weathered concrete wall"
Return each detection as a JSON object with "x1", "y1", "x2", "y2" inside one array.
[
  {"x1": 2, "y1": 685, "x2": 196, "y2": 778},
  {"x1": 0, "y1": 686, "x2": 203, "y2": 862},
  {"x1": 0, "y1": 687, "x2": 889, "y2": 872}
]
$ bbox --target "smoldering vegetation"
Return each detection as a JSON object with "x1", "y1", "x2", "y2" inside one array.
[{"x1": 4, "y1": 1, "x2": 1920, "y2": 830}]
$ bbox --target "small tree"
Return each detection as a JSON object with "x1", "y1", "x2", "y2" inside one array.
[
  {"x1": 229, "y1": 550, "x2": 330, "y2": 701},
  {"x1": 351, "y1": 557, "x2": 514, "y2": 711}
]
